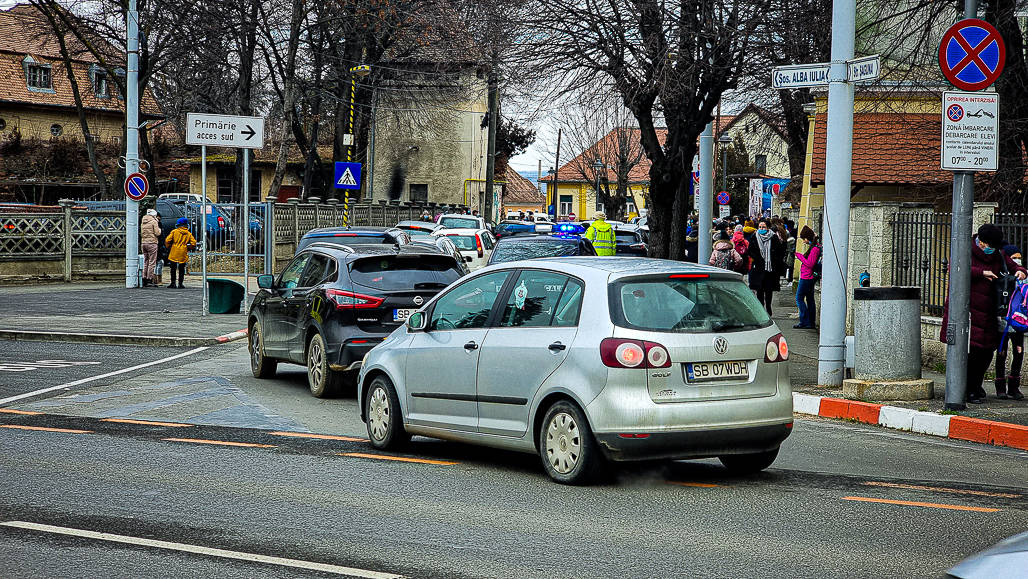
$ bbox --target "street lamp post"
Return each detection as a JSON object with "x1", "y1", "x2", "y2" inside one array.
[
  {"x1": 591, "y1": 157, "x2": 605, "y2": 217},
  {"x1": 346, "y1": 64, "x2": 371, "y2": 227}
]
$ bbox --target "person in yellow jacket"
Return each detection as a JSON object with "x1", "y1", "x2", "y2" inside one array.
[
  {"x1": 584, "y1": 212, "x2": 616, "y2": 256},
  {"x1": 164, "y1": 217, "x2": 197, "y2": 289}
]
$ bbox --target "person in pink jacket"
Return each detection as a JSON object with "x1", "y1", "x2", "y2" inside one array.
[{"x1": 794, "y1": 226, "x2": 820, "y2": 329}]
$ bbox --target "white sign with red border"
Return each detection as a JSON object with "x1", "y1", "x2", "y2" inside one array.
[{"x1": 941, "y1": 91, "x2": 998, "y2": 172}]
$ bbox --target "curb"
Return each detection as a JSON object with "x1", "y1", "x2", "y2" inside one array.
[
  {"x1": 0, "y1": 328, "x2": 248, "y2": 348},
  {"x1": 793, "y1": 393, "x2": 1028, "y2": 451}
]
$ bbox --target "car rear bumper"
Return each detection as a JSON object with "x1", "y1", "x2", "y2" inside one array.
[
  {"x1": 328, "y1": 337, "x2": 385, "y2": 370},
  {"x1": 593, "y1": 422, "x2": 792, "y2": 462}
]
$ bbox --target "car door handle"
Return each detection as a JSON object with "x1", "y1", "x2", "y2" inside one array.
[
  {"x1": 464, "y1": 341, "x2": 479, "y2": 350},
  {"x1": 548, "y1": 342, "x2": 567, "y2": 351}
]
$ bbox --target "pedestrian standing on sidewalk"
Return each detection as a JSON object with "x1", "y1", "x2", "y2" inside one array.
[
  {"x1": 709, "y1": 231, "x2": 742, "y2": 271},
  {"x1": 995, "y1": 244, "x2": 1026, "y2": 400},
  {"x1": 793, "y1": 226, "x2": 820, "y2": 329},
  {"x1": 745, "y1": 219, "x2": 785, "y2": 315},
  {"x1": 164, "y1": 217, "x2": 197, "y2": 289},
  {"x1": 139, "y1": 208, "x2": 161, "y2": 287},
  {"x1": 732, "y1": 225, "x2": 750, "y2": 274},
  {"x1": 941, "y1": 224, "x2": 1026, "y2": 404}
]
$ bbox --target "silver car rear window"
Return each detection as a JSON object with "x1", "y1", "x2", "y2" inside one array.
[{"x1": 609, "y1": 275, "x2": 772, "y2": 333}]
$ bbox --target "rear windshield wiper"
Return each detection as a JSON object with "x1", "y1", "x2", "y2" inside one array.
[{"x1": 710, "y1": 322, "x2": 756, "y2": 332}]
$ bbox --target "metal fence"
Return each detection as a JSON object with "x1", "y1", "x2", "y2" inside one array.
[
  {"x1": 0, "y1": 208, "x2": 124, "y2": 258},
  {"x1": 891, "y1": 211, "x2": 952, "y2": 316},
  {"x1": 994, "y1": 213, "x2": 1028, "y2": 260}
]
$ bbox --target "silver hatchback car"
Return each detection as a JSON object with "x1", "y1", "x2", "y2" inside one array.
[{"x1": 357, "y1": 257, "x2": 793, "y2": 484}]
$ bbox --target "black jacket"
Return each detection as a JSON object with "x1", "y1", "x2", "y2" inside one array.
[{"x1": 745, "y1": 233, "x2": 785, "y2": 291}]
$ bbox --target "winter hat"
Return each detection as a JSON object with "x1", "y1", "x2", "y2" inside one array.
[
  {"x1": 977, "y1": 223, "x2": 1003, "y2": 248},
  {"x1": 594, "y1": 211, "x2": 606, "y2": 220},
  {"x1": 176, "y1": 217, "x2": 188, "y2": 227},
  {"x1": 146, "y1": 209, "x2": 157, "y2": 217},
  {"x1": 734, "y1": 225, "x2": 743, "y2": 233},
  {"x1": 1002, "y1": 244, "x2": 1020, "y2": 257}
]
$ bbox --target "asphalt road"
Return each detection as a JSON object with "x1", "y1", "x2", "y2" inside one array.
[
  {"x1": 0, "y1": 410, "x2": 1024, "y2": 578},
  {"x1": 0, "y1": 341, "x2": 211, "y2": 404}
]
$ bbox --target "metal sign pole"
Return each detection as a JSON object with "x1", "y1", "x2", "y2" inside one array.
[
  {"x1": 242, "y1": 149, "x2": 250, "y2": 313},
  {"x1": 943, "y1": 0, "x2": 981, "y2": 411},
  {"x1": 697, "y1": 122, "x2": 714, "y2": 262},
  {"x1": 201, "y1": 145, "x2": 208, "y2": 317},
  {"x1": 124, "y1": 0, "x2": 140, "y2": 288}
]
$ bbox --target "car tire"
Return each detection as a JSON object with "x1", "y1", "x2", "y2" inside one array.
[
  {"x1": 538, "y1": 401, "x2": 604, "y2": 485},
  {"x1": 718, "y1": 448, "x2": 780, "y2": 475},
  {"x1": 306, "y1": 332, "x2": 341, "y2": 398},
  {"x1": 365, "y1": 375, "x2": 409, "y2": 450},
  {"x1": 248, "y1": 319, "x2": 277, "y2": 378}
]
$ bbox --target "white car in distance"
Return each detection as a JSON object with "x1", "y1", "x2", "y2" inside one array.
[{"x1": 433, "y1": 228, "x2": 495, "y2": 271}]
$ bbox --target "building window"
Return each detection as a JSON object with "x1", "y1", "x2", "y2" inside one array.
[
  {"x1": 626, "y1": 199, "x2": 637, "y2": 215},
  {"x1": 755, "y1": 154, "x2": 767, "y2": 174},
  {"x1": 91, "y1": 65, "x2": 109, "y2": 98},
  {"x1": 23, "y1": 56, "x2": 53, "y2": 92},
  {"x1": 216, "y1": 167, "x2": 234, "y2": 202},
  {"x1": 559, "y1": 194, "x2": 573, "y2": 217},
  {"x1": 409, "y1": 183, "x2": 428, "y2": 203},
  {"x1": 50, "y1": 124, "x2": 63, "y2": 137}
]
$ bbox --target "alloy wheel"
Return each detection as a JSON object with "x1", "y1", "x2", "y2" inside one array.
[
  {"x1": 250, "y1": 325, "x2": 262, "y2": 369},
  {"x1": 308, "y1": 338, "x2": 324, "y2": 386},
  {"x1": 545, "y1": 412, "x2": 582, "y2": 474}
]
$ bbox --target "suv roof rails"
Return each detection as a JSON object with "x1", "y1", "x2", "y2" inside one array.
[{"x1": 306, "y1": 242, "x2": 355, "y2": 253}]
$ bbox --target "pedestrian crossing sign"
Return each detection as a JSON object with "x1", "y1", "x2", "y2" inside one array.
[{"x1": 334, "y1": 162, "x2": 362, "y2": 190}]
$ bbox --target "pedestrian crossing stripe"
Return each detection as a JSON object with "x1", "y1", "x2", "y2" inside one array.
[{"x1": 336, "y1": 168, "x2": 357, "y2": 187}]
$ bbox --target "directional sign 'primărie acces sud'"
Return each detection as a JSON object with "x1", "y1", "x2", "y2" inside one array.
[{"x1": 938, "y1": 19, "x2": 1006, "y2": 92}]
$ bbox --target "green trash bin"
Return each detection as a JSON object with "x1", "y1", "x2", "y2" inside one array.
[{"x1": 207, "y1": 278, "x2": 245, "y2": 314}]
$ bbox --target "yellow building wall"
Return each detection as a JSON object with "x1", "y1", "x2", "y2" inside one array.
[
  {"x1": 552, "y1": 181, "x2": 648, "y2": 219},
  {"x1": 0, "y1": 105, "x2": 125, "y2": 143}
]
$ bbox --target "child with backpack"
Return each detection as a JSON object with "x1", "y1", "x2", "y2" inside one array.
[
  {"x1": 709, "y1": 231, "x2": 743, "y2": 271},
  {"x1": 996, "y1": 245, "x2": 1026, "y2": 400},
  {"x1": 793, "y1": 226, "x2": 821, "y2": 329}
]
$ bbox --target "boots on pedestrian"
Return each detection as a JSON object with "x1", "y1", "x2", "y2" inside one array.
[
  {"x1": 1008, "y1": 375, "x2": 1024, "y2": 401},
  {"x1": 995, "y1": 376, "x2": 1009, "y2": 400}
]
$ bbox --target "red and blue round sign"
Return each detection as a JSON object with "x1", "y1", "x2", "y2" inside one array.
[
  {"x1": 124, "y1": 172, "x2": 149, "y2": 201},
  {"x1": 947, "y1": 103, "x2": 965, "y2": 122},
  {"x1": 939, "y1": 19, "x2": 1005, "y2": 92},
  {"x1": 717, "y1": 191, "x2": 730, "y2": 205}
]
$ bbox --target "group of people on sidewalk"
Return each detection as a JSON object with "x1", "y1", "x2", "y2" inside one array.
[
  {"x1": 706, "y1": 215, "x2": 821, "y2": 328},
  {"x1": 139, "y1": 210, "x2": 197, "y2": 289},
  {"x1": 942, "y1": 224, "x2": 1027, "y2": 403}
]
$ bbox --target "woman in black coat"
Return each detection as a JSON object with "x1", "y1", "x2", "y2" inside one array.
[{"x1": 745, "y1": 218, "x2": 786, "y2": 315}]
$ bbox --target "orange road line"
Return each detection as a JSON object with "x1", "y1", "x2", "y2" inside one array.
[
  {"x1": 0, "y1": 425, "x2": 91, "y2": 434},
  {"x1": 668, "y1": 481, "x2": 720, "y2": 488},
  {"x1": 269, "y1": 431, "x2": 368, "y2": 442},
  {"x1": 163, "y1": 438, "x2": 276, "y2": 449},
  {"x1": 841, "y1": 496, "x2": 1000, "y2": 513},
  {"x1": 0, "y1": 409, "x2": 43, "y2": 415},
  {"x1": 338, "y1": 452, "x2": 458, "y2": 466},
  {"x1": 102, "y1": 419, "x2": 193, "y2": 428},
  {"x1": 862, "y1": 481, "x2": 1019, "y2": 499}
]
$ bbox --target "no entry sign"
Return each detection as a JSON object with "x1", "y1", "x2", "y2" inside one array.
[{"x1": 939, "y1": 19, "x2": 1005, "y2": 92}]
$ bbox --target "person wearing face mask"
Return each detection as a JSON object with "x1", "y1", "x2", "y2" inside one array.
[
  {"x1": 941, "y1": 224, "x2": 1027, "y2": 404},
  {"x1": 745, "y1": 219, "x2": 785, "y2": 315},
  {"x1": 996, "y1": 244, "x2": 1026, "y2": 400}
]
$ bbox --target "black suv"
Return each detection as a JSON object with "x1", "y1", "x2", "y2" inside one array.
[
  {"x1": 486, "y1": 234, "x2": 597, "y2": 265},
  {"x1": 249, "y1": 243, "x2": 465, "y2": 396}
]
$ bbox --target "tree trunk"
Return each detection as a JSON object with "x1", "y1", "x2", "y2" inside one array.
[
  {"x1": 989, "y1": 0, "x2": 1028, "y2": 212},
  {"x1": 268, "y1": 0, "x2": 304, "y2": 200}
]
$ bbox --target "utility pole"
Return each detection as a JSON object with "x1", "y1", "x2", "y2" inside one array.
[
  {"x1": 483, "y1": 55, "x2": 499, "y2": 221},
  {"x1": 943, "y1": 0, "x2": 980, "y2": 411},
  {"x1": 697, "y1": 123, "x2": 714, "y2": 263},
  {"x1": 124, "y1": 0, "x2": 140, "y2": 288},
  {"x1": 817, "y1": 0, "x2": 856, "y2": 387}
]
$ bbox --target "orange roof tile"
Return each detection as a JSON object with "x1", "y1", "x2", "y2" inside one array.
[
  {"x1": 811, "y1": 112, "x2": 950, "y2": 186},
  {"x1": 502, "y1": 166, "x2": 544, "y2": 204}
]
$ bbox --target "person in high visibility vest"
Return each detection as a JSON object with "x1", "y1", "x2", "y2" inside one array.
[{"x1": 585, "y1": 212, "x2": 616, "y2": 256}]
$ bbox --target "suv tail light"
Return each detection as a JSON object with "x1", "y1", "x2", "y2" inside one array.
[
  {"x1": 764, "y1": 333, "x2": 789, "y2": 363},
  {"x1": 600, "y1": 338, "x2": 672, "y2": 369},
  {"x1": 476, "y1": 234, "x2": 484, "y2": 258},
  {"x1": 326, "y1": 289, "x2": 384, "y2": 310},
  {"x1": 217, "y1": 216, "x2": 226, "y2": 228}
]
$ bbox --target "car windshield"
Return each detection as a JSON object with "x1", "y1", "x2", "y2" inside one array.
[
  {"x1": 297, "y1": 233, "x2": 392, "y2": 251},
  {"x1": 399, "y1": 226, "x2": 434, "y2": 236},
  {"x1": 443, "y1": 235, "x2": 477, "y2": 251},
  {"x1": 489, "y1": 239, "x2": 579, "y2": 264},
  {"x1": 349, "y1": 255, "x2": 462, "y2": 291},
  {"x1": 610, "y1": 275, "x2": 772, "y2": 333},
  {"x1": 615, "y1": 232, "x2": 638, "y2": 243},
  {"x1": 440, "y1": 217, "x2": 480, "y2": 229}
]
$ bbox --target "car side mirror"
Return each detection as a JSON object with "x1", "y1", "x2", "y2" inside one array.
[
  {"x1": 464, "y1": 256, "x2": 473, "y2": 263},
  {"x1": 257, "y1": 274, "x2": 275, "y2": 289},
  {"x1": 407, "y1": 311, "x2": 427, "y2": 332}
]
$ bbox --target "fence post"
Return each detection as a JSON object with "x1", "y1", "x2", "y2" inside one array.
[
  {"x1": 288, "y1": 198, "x2": 300, "y2": 246},
  {"x1": 59, "y1": 198, "x2": 75, "y2": 282},
  {"x1": 264, "y1": 200, "x2": 275, "y2": 274},
  {"x1": 310, "y1": 197, "x2": 322, "y2": 229},
  {"x1": 326, "y1": 198, "x2": 339, "y2": 226}
]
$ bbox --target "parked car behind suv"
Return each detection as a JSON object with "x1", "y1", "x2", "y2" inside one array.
[
  {"x1": 248, "y1": 243, "x2": 466, "y2": 397},
  {"x1": 296, "y1": 227, "x2": 411, "y2": 252},
  {"x1": 486, "y1": 234, "x2": 596, "y2": 266}
]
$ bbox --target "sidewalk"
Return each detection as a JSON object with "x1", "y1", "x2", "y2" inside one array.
[
  {"x1": 0, "y1": 276, "x2": 251, "y2": 346},
  {"x1": 773, "y1": 290, "x2": 1028, "y2": 449}
]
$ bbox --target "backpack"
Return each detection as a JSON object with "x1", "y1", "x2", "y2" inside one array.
[
  {"x1": 993, "y1": 256, "x2": 1017, "y2": 319},
  {"x1": 811, "y1": 244, "x2": 824, "y2": 280},
  {"x1": 999, "y1": 281, "x2": 1028, "y2": 351},
  {"x1": 712, "y1": 249, "x2": 734, "y2": 270}
]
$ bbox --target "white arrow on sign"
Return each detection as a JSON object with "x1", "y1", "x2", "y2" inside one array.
[{"x1": 186, "y1": 113, "x2": 265, "y2": 150}]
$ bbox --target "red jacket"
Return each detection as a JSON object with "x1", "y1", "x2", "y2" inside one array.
[{"x1": 941, "y1": 236, "x2": 1027, "y2": 350}]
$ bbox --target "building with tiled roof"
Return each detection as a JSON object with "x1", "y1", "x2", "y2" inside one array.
[{"x1": 501, "y1": 166, "x2": 544, "y2": 214}]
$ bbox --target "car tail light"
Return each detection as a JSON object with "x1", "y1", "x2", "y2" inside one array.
[
  {"x1": 217, "y1": 216, "x2": 225, "y2": 228},
  {"x1": 764, "y1": 333, "x2": 789, "y2": 363},
  {"x1": 600, "y1": 338, "x2": 672, "y2": 369},
  {"x1": 326, "y1": 289, "x2": 384, "y2": 310},
  {"x1": 669, "y1": 274, "x2": 708, "y2": 279},
  {"x1": 476, "y1": 235, "x2": 484, "y2": 258}
]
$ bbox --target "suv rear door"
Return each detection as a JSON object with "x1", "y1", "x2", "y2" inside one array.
[{"x1": 284, "y1": 253, "x2": 337, "y2": 360}]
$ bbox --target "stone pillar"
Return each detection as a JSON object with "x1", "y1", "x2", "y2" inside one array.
[
  {"x1": 972, "y1": 201, "x2": 998, "y2": 232},
  {"x1": 309, "y1": 197, "x2": 322, "y2": 229},
  {"x1": 326, "y1": 198, "x2": 340, "y2": 227},
  {"x1": 58, "y1": 199, "x2": 75, "y2": 282}
]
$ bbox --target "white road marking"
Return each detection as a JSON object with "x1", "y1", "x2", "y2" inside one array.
[
  {"x1": 0, "y1": 347, "x2": 209, "y2": 407},
  {"x1": 0, "y1": 521, "x2": 402, "y2": 579}
]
